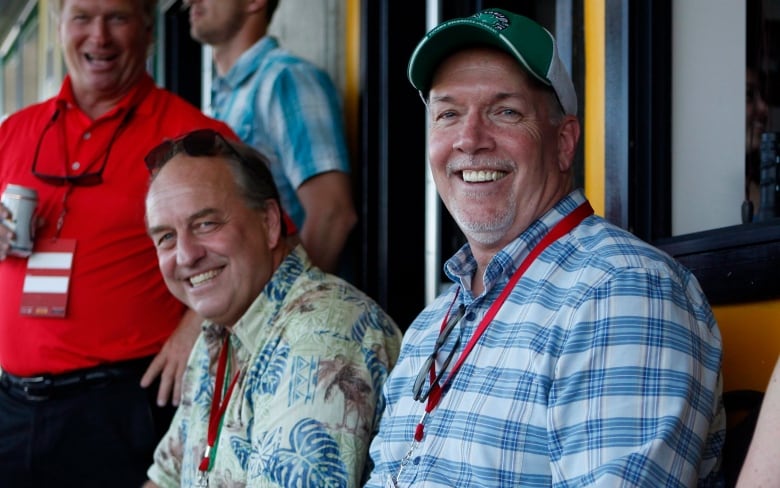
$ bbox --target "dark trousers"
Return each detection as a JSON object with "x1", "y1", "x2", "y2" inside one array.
[{"x1": 0, "y1": 359, "x2": 176, "y2": 488}]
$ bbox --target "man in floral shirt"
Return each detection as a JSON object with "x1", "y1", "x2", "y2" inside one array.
[{"x1": 142, "y1": 129, "x2": 402, "y2": 487}]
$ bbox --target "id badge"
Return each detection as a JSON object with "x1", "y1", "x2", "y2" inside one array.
[{"x1": 20, "y1": 239, "x2": 76, "y2": 318}]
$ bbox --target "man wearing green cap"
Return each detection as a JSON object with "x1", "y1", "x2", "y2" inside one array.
[{"x1": 366, "y1": 8, "x2": 724, "y2": 487}]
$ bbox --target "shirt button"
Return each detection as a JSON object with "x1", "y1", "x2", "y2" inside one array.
[
  {"x1": 413, "y1": 456, "x2": 421, "y2": 465},
  {"x1": 83, "y1": 132, "x2": 91, "y2": 140},
  {"x1": 71, "y1": 161, "x2": 81, "y2": 170},
  {"x1": 465, "y1": 312, "x2": 476, "y2": 321}
]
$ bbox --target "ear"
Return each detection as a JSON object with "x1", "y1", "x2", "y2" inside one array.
[
  {"x1": 557, "y1": 115, "x2": 581, "y2": 172},
  {"x1": 262, "y1": 200, "x2": 283, "y2": 249},
  {"x1": 246, "y1": 0, "x2": 267, "y2": 15}
]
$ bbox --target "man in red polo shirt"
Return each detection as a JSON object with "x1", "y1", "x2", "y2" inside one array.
[{"x1": 0, "y1": 0, "x2": 235, "y2": 486}]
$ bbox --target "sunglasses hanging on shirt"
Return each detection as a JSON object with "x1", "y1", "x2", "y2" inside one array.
[{"x1": 31, "y1": 107, "x2": 135, "y2": 187}]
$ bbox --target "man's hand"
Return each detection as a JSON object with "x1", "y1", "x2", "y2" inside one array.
[
  {"x1": 140, "y1": 308, "x2": 202, "y2": 406},
  {"x1": 0, "y1": 203, "x2": 13, "y2": 260},
  {"x1": 0, "y1": 206, "x2": 45, "y2": 261}
]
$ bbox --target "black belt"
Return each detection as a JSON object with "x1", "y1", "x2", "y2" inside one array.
[{"x1": 0, "y1": 356, "x2": 152, "y2": 402}]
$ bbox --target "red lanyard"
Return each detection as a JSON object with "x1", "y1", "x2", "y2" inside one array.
[
  {"x1": 414, "y1": 201, "x2": 594, "y2": 442},
  {"x1": 199, "y1": 335, "x2": 241, "y2": 474}
]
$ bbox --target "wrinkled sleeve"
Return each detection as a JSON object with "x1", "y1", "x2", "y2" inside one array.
[
  {"x1": 147, "y1": 418, "x2": 185, "y2": 488},
  {"x1": 548, "y1": 267, "x2": 724, "y2": 487},
  {"x1": 146, "y1": 337, "x2": 208, "y2": 487},
  {"x1": 264, "y1": 63, "x2": 350, "y2": 189}
]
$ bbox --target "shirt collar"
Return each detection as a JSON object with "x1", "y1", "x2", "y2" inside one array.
[
  {"x1": 54, "y1": 73, "x2": 155, "y2": 120},
  {"x1": 204, "y1": 245, "x2": 310, "y2": 352},
  {"x1": 216, "y1": 36, "x2": 279, "y2": 90},
  {"x1": 444, "y1": 188, "x2": 588, "y2": 296}
]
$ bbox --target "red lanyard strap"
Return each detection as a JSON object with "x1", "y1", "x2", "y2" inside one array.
[
  {"x1": 199, "y1": 335, "x2": 241, "y2": 473},
  {"x1": 415, "y1": 201, "x2": 594, "y2": 442}
]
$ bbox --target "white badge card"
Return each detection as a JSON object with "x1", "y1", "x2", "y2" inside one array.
[{"x1": 20, "y1": 239, "x2": 76, "y2": 318}]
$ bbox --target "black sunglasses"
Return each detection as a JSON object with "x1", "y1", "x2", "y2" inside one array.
[
  {"x1": 412, "y1": 304, "x2": 466, "y2": 402},
  {"x1": 144, "y1": 129, "x2": 243, "y2": 174},
  {"x1": 32, "y1": 108, "x2": 134, "y2": 187}
]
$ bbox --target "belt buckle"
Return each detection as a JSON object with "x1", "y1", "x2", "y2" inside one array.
[{"x1": 21, "y1": 375, "x2": 54, "y2": 401}]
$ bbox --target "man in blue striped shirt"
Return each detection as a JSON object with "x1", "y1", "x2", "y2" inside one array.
[
  {"x1": 186, "y1": 0, "x2": 356, "y2": 273},
  {"x1": 366, "y1": 8, "x2": 725, "y2": 487}
]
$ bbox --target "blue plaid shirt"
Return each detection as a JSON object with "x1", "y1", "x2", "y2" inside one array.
[
  {"x1": 367, "y1": 189, "x2": 725, "y2": 487},
  {"x1": 211, "y1": 36, "x2": 350, "y2": 228}
]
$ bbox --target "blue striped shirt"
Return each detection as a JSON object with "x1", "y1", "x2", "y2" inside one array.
[
  {"x1": 211, "y1": 37, "x2": 350, "y2": 228},
  {"x1": 367, "y1": 189, "x2": 725, "y2": 487}
]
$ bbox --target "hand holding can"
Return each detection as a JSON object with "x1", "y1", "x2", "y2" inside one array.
[
  {"x1": 1, "y1": 184, "x2": 39, "y2": 258},
  {"x1": 0, "y1": 202, "x2": 11, "y2": 259}
]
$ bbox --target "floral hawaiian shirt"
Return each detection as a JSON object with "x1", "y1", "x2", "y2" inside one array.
[{"x1": 148, "y1": 246, "x2": 402, "y2": 487}]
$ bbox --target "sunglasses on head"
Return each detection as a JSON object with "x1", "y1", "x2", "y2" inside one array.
[
  {"x1": 144, "y1": 129, "x2": 243, "y2": 174},
  {"x1": 145, "y1": 128, "x2": 290, "y2": 237}
]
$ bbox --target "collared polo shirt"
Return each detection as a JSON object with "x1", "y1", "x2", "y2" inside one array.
[{"x1": 0, "y1": 73, "x2": 235, "y2": 376}]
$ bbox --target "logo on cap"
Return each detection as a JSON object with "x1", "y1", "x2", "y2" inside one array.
[{"x1": 476, "y1": 10, "x2": 509, "y2": 31}]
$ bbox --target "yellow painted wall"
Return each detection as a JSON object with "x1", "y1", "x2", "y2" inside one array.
[
  {"x1": 345, "y1": 0, "x2": 359, "y2": 161},
  {"x1": 714, "y1": 302, "x2": 780, "y2": 392},
  {"x1": 583, "y1": 0, "x2": 605, "y2": 216}
]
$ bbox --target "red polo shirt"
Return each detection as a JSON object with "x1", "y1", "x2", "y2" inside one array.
[{"x1": 0, "y1": 74, "x2": 236, "y2": 376}]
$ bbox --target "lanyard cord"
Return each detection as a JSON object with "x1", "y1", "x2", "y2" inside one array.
[
  {"x1": 415, "y1": 201, "x2": 594, "y2": 442},
  {"x1": 199, "y1": 335, "x2": 241, "y2": 473}
]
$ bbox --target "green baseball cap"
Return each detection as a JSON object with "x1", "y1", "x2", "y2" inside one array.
[{"x1": 407, "y1": 8, "x2": 577, "y2": 116}]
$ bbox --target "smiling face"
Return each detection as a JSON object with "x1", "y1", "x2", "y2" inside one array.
[
  {"x1": 145, "y1": 154, "x2": 284, "y2": 328},
  {"x1": 59, "y1": 0, "x2": 152, "y2": 106},
  {"x1": 427, "y1": 47, "x2": 580, "y2": 261}
]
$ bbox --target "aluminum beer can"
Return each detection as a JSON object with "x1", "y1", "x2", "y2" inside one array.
[{"x1": 1, "y1": 184, "x2": 38, "y2": 257}]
